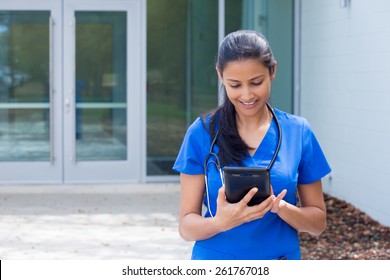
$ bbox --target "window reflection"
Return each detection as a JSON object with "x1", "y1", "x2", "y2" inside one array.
[
  {"x1": 147, "y1": 0, "x2": 218, "y2": 176},
  {"x1": 75, "y1": 12, "x2": 127, "y2": 161},
  {"x1": 225, "y1": 0, "x2": 294, "y2": 113},
  {"x1": 0, "y1": 11, "x2": 50, "y2": 161}
]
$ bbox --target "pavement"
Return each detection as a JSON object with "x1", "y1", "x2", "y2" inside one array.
[{"x1": 0, "y1": 183, "x2": 194, "y2": 259}]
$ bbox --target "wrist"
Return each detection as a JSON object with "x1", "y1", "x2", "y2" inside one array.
[{"x1": 211, "y1": 215, "x2": 228, "y2": 233}]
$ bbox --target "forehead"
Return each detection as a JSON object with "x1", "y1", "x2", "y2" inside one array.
[{"x1": 222, "y1": 59, "x2": 269, "y2": 79}]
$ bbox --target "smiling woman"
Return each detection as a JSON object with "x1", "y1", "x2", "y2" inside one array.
[
  {"x1": 216, "y1": 59, "x2": 276, "y2": 154},
  {"x1": 173, "y1": 30, "x2": 331, "y2": 260},
  {"x1": 217, "y1": 60, "x2": 275, "y2": 121}
]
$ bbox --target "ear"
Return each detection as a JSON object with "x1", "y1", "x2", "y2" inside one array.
[
  {"x1": 270, "y1": 62, "x2": 277, "y2": 80},
  {"x1": 215, "y1": 67, "x2": 224, "y2": 84}
]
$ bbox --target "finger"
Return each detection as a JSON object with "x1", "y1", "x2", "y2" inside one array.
[
  {"x1": 247, "y1": 202, "x2": 273, "y2": 220},
  {"x1": 272, "y1": 189, "x2": 287, "y2": 210},
  {"x1": 258, "y1": 194, "x2": 275, "y2": 207},
  {"x1": 271, "y1": 189, "x2": 286, "y2": 203},
  {"x1": 239, "y1": 187, "x2": 258, "y2": 206},
  {"x1": 249, "y1": 194, "x2": 274, "y2": 211},
  {"x1": 264, "y1": 196, "x2": 275, "y2": 211},
  {"x1": 217, "y1": 185, "x2": 226, "y2": 204},
  {"x1": 277, "y1": 189, "x2": 287, "y2": 200}
]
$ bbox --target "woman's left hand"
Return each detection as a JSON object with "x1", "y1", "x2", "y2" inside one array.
[{"x1": 270, "y1": 188, "x2": 287, "y2": 214}]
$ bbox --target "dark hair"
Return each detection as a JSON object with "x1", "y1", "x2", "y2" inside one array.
[{"x1": 203, "y1": 30, "x2": 276, "y2": 166}]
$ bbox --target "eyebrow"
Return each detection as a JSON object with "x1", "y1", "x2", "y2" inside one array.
[{"x1": 226, "y1": 75, "x2": 265, "y2": 82}]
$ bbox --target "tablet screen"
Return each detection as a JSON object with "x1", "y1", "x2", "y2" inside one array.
[{"x1": 223, "y1": 167, "x2": 271, "y2": 206}]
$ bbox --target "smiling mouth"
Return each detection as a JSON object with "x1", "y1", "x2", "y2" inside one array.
[{"x1": 240, "y1": 100, "x2": 257, "y2": 106}]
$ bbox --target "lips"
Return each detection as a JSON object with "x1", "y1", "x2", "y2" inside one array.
[{"x1": 239, "y1": 100, "x2": 258, "y2": 108}]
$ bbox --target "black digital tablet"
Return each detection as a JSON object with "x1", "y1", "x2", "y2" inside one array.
[{"x1": 223, "y1": 166, "x2": 271, "y2": 206}]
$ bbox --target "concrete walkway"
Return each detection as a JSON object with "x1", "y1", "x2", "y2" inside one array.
[{"x1": 0, "y1": 183, "x2": 193, "y2": 259}]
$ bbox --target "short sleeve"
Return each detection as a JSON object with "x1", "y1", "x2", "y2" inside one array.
[
  {"x1": 298, "y1": 118, "x2": 331, "y2": 184},
  {"x1": 172, "y1": 117, "x2": 206, "y2": 175}
]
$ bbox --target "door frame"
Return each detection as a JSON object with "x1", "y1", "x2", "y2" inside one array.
[
  {"x1": 0, "y1": 0, "x2": 146, "y2": 184},
  {"x1": 0, "y1": 0, "x2": 63, "y2": 183},
  {"x1": 63, "y1": 0, "x2": 144, "y2": 183}
]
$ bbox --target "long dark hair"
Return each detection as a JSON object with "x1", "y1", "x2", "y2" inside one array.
[{"x1": 202, "y1": 30, "x2": 276, "y2": 166}]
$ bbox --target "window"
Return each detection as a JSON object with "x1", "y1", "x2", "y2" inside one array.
[
  {"x1": 147, "y1": 0, "x2": 218, "y2": 176},
  {"x1": 225, "y1": 0, "x2": 294, "y2": 113}
]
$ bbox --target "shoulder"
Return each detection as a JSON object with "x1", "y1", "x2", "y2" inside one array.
[
  {"x1": 274, "y1": 108, "x2": 309, "y2": 129},
  {"x1": 273, "y1": 108, "x2": 316, "y2": 143},
  {"x1": 187, "y1": 116, "x2": 208, "y2": 135},
  {"x1": 182, "y1": 116, "x2": 212, "y2": 149},
  {"x1": 188, "y1": 112, "x2": 220, "y2": 135},
  {"x1": 173, "y1": 117, "x2": 209, "y2": 174}
]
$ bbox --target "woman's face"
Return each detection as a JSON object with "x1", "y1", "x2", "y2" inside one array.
[{"x1": 217, "y1": 59, "x2": 276, "y2": 118}]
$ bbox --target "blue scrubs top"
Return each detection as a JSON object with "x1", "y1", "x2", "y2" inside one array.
[{"x1": 173, "y1": 108, "x2": 331, "y2": 260}]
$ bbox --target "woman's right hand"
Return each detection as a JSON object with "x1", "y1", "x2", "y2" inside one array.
[{"x1": 213, "y1": 185, "x2": 275, "y2": 232}]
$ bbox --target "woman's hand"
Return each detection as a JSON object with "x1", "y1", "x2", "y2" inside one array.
[
  {"x1": 213, "y1": 185, "x2": 275, "y2": 232},
  {"x1": 270, "y1": 188, "x2": 287, "y2": 213}
]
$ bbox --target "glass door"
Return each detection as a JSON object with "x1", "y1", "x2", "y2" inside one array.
[
  {"x1": 0, "y1": 0, "x2": 143, "y2": 183},
  {"x1": 0, "y1": 1, "x2": 62, "y2": 183},
  {"x1": 63, "y1": 0, "x2": 142, "y2": 183}
]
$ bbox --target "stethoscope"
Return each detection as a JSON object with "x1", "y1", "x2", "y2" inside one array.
[{"x1": 203, "y1": 103, "x2": 282, "y2": 217}]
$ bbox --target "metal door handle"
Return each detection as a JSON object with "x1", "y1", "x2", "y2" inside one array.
[{"x1": 65, "y1": 96, "x2": 71, "y2": 113}]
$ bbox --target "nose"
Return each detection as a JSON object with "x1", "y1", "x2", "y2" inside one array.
[{"x1": 240, "y1": 85, "x2": 254, "y2": 101}]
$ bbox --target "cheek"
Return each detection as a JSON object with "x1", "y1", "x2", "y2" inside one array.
[
  {"x1": 225, "y1": 88, "x2": 239, "y2": 102},
  {"x1": 258, "y1": 82, "x2": 272, "y2": 96}
]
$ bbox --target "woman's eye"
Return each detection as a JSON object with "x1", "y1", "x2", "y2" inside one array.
[
  {"x1": 229, "y1": 84, "x2": 241, "y2": 88},
  {"x1": 252, "y1": 81, "x2": 263, "y2": 86}
]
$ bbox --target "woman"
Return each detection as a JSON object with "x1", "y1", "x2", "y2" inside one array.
[{"x1": 173, "y1": 30, "x2": 331, "y2": 260}]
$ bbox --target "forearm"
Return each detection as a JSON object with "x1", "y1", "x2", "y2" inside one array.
[
  {"x1": 277, "y1": 202, "x2": 326, "y2": 236},
  {"x1": 179, "y1": 213, "x2": 225, "y2": 241},
  {"x1": 180, "y1": 186, "x2": 276, "y2": 241}
]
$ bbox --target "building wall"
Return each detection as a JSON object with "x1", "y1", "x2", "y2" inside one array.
[{"x1": 300, "y1": 0, "x2": 390, "y2": 226}]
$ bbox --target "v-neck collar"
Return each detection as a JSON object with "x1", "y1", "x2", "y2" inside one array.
[{"x1": 244, "y1": 117, "x2": 278, "y2": 167}]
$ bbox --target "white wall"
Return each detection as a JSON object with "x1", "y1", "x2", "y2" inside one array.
[{"x1": 300, "y1": 0, "x2": 390, "y2": 226}]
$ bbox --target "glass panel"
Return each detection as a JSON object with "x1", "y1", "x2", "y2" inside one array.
[
  {"x1": 75, "y1": 12, "x2": 127, "y2": 161},
  {"x1": 75, "y1": 108, "x2": 126, "y2": 161},
  {"x1": 147, "y1": 0, "x2": 218, "y2": 176},
  {"x1": 225, "y1": 0, "x2": 243, "y2": 35},
  {"x1": 0, "y1": 11, "x2": 50, "y2": 161},
  {"x1": 225, "y1": 0, "x2": 294, "y2": 113}
]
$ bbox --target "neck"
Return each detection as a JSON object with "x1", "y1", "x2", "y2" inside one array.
[{"x1": 236, "y1": 105, "x2": 271, "y2": 131}]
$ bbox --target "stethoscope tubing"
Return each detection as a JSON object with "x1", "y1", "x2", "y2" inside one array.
[{"x1": 203, "y1": 103, "x2": 282, "y2": 217}]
